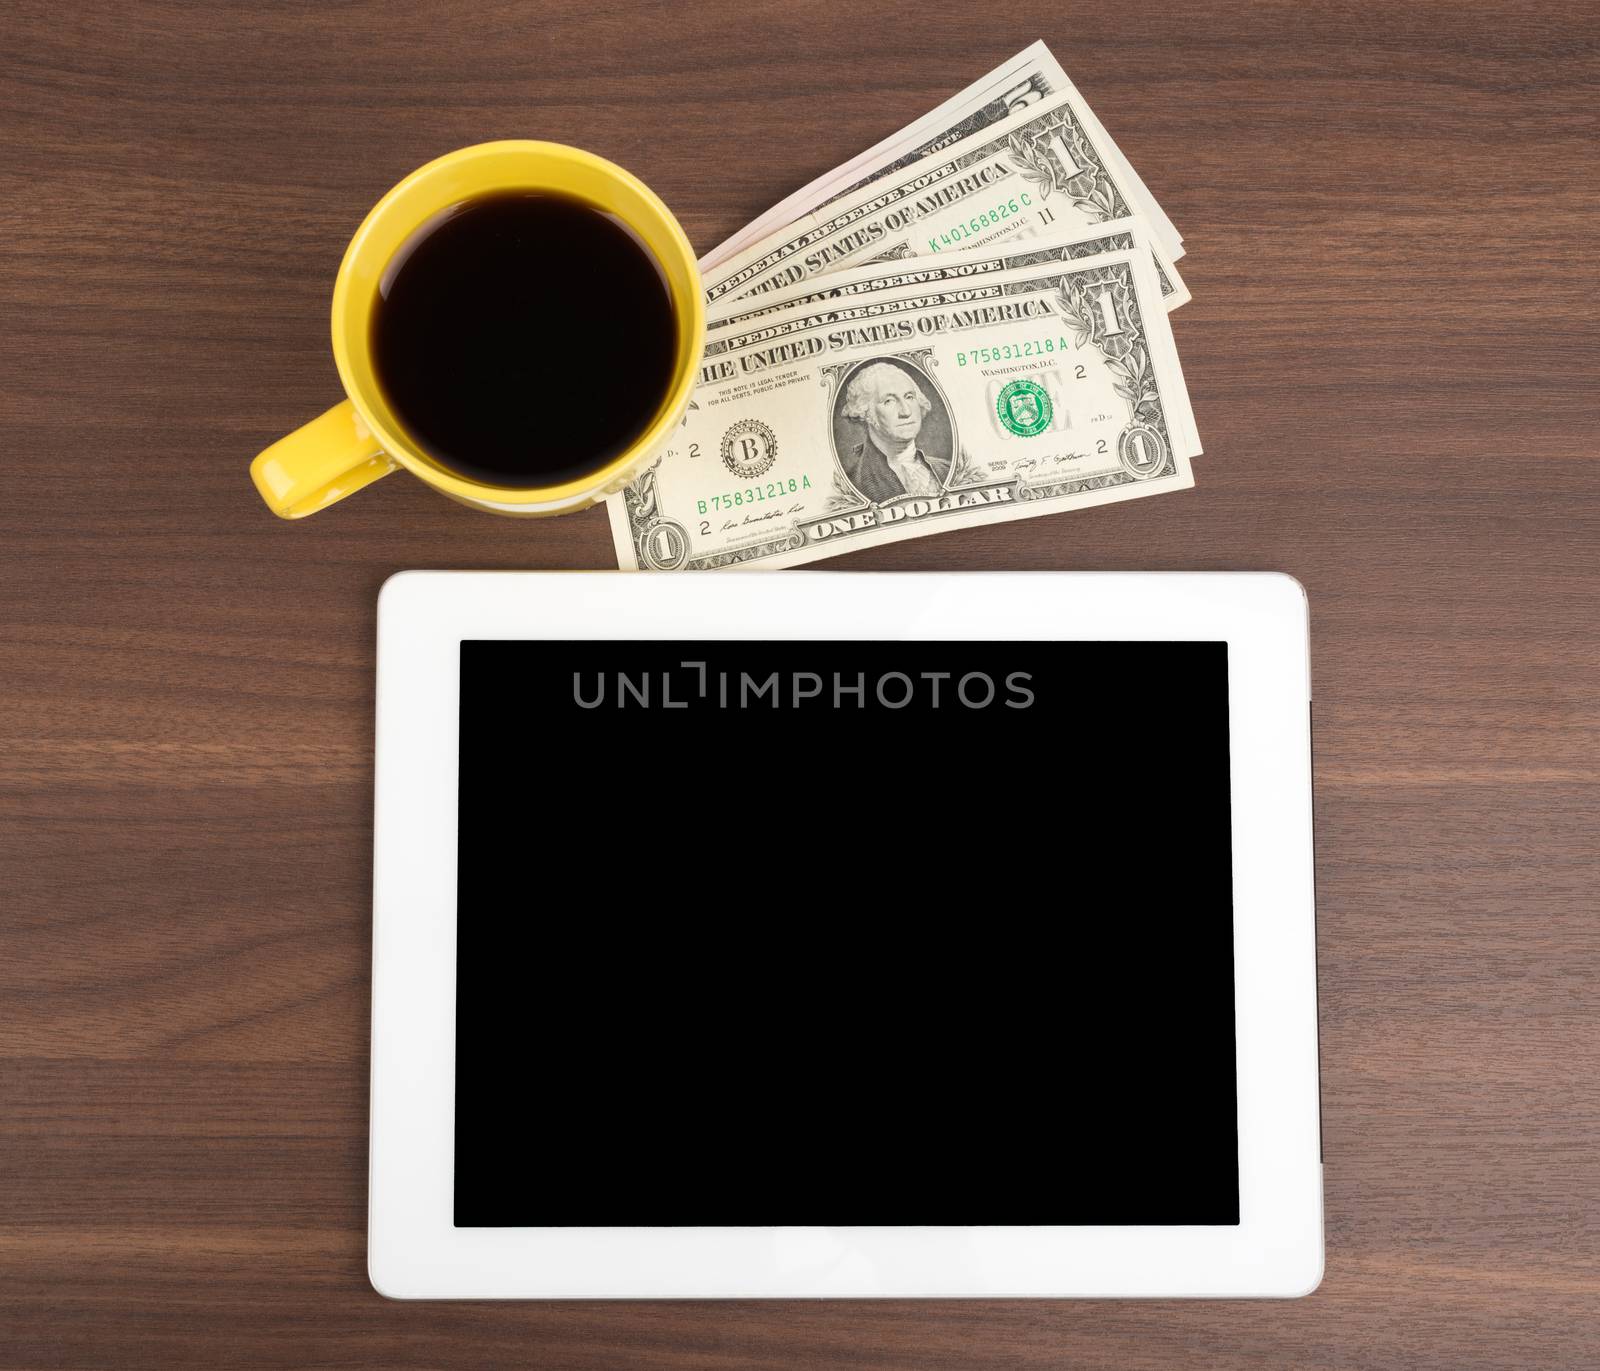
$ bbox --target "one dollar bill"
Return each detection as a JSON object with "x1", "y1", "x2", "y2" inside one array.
[
  {"x1": 702, "y1": 91, "x2": 1188, "y2": 315},
  {"x1": 701, "y1": 42, "x2": 1181, "y2": 272},
  {"x1": 608, "y1": 248, "x2": 1195, "y2": 571}
]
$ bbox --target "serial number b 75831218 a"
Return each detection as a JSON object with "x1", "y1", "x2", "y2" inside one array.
[{"x1": 697, "y1": 475, "x2": 813, "y2": 515}]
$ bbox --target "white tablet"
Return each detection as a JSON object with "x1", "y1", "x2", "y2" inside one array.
[{"x1": 368, "y1": 571, "x2": 1321, "y2": 1299}]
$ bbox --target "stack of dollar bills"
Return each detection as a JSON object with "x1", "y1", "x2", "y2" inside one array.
[{"x1": 608, "y1": 42, "x2": 1197, "y2": 571}]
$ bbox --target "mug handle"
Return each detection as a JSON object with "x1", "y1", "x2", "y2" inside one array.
[{"x1": 250, "y1": 400, "x2": 397, "y2": 518}]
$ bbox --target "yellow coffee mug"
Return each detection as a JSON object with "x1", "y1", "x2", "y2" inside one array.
[{"x1": 250, "y1": 141, "x2": 704, "y2": 518}]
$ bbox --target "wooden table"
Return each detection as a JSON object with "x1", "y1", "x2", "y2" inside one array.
[{"x1": 3, "y1": 1, "x2": 1597, "y2": 1365}]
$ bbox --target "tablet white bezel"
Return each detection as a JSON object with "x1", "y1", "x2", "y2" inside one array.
[{"x1": 369, "y1": 571, "x2": 1321, "y2": 1299}]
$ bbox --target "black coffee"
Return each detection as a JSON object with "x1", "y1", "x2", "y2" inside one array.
[{"x1": 372, "y1": 192, "x2": 678, "y2": 488}]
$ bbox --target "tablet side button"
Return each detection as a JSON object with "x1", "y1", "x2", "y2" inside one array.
[{"x1": 1310, "y1": 699, "x2": 1324, "y2": 1165}]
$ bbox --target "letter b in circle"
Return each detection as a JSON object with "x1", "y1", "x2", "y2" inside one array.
[{"x1": 720, "y1": 419, "x2": 779, "y2": 479}]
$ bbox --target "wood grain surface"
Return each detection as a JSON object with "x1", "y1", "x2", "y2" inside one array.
[{"x1": 3, "y1": 1, "x2": 1597, "y2": 1365}]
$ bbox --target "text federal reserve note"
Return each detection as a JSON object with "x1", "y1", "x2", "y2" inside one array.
[{"x1": 707, "y1": 218, "x2": 1189, "y2": 325}]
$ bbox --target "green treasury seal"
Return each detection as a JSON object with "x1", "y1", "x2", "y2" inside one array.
[{"x1": 995, "y1": 379, "x2": 1052, "y2": 437}]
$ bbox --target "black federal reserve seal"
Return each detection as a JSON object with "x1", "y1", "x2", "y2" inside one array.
[{"x1": 721, "y1": 418, "x2": 778, "y2": 479}]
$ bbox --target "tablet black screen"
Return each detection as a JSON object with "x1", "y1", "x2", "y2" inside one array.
[{"x1": 454, "y1": 640, "x2": 1238, "y2": 1226}]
